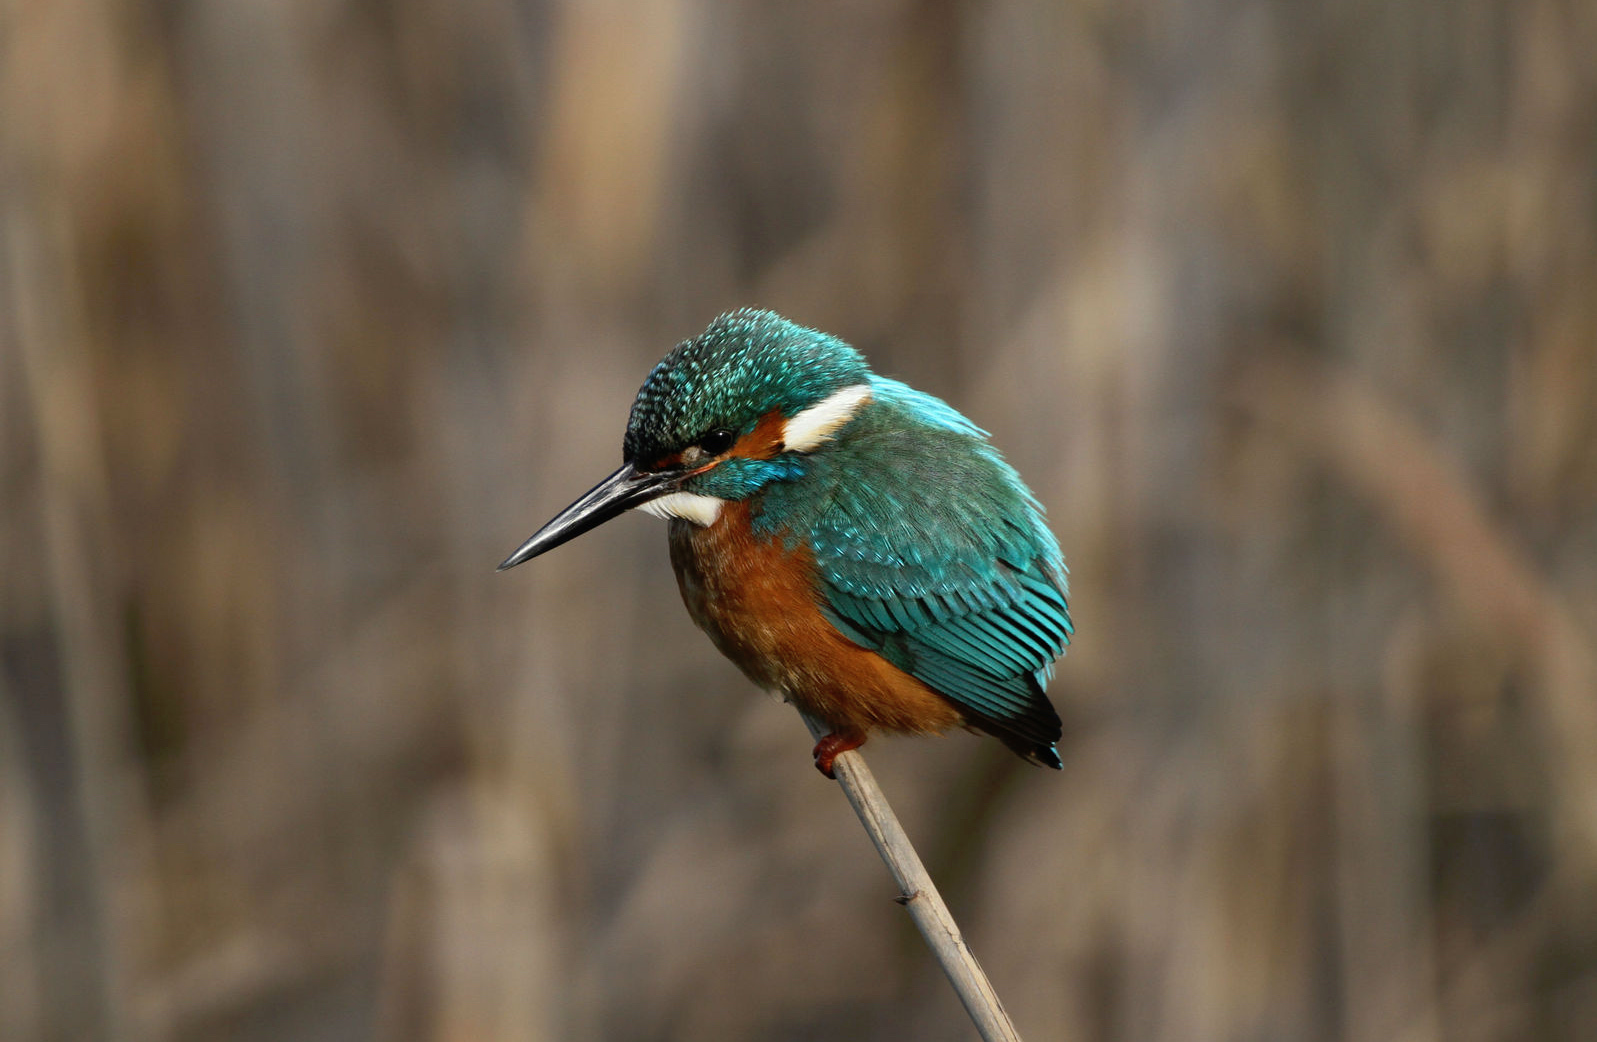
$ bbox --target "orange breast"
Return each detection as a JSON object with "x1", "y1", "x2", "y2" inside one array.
[{"x1": 668, "y1": 501, "x2": 963, "y2": 737}]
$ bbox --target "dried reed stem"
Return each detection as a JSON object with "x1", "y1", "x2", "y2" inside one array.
[{"x1": 798, "y1": 712, "x2": 1024, "y2": 1042}]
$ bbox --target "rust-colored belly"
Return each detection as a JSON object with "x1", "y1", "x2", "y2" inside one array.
[{"x1": 668, "y1": 502, "x2": 961, "y2": 737}]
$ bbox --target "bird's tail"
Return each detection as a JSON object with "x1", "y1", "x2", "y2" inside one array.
[{"x1": 1004, "y1": 737, "x2": 1063, "y2": 770}]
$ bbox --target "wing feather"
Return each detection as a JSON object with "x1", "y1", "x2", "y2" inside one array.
[
  {"x1": 776, "y1": 410, "x2": 1070, "y2": 761},
  {"x1": 752, "y1": 379, "x2": 1073, "y2": 764}
]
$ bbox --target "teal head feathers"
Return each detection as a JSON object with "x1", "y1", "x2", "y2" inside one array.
[
  {"x1": 623, "y1": 309, "x2": 868, "y2": 465},
  {"x1": 500, "y1": 310, "x2": 1071, "y2": 775}
]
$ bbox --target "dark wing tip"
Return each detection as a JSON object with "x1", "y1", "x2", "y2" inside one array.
[
  {"x1": 957, "y1": 680, "x2": 1064, "y2": 770},
  {"x1": 1030, "y1": 744, "x2": 1064, "y2": 770}
]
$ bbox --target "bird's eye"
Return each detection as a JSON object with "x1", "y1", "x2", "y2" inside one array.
[{"x1": 697, "y1": 428, "x2": 736, "y2": 455}]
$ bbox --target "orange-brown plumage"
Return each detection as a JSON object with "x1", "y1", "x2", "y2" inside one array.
[{"x1": 670, "y1": 499, "x2": 963, "y2": 761}]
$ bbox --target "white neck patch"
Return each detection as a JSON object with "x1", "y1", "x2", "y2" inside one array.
[
  {"x1": 782, "y1": 383, "x2": 873, "y2": 453},
  {"x1": 637, "y1": 491, "x2": 724, "y2": 527}
]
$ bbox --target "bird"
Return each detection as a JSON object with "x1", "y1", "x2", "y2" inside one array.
[{"x1": 498, "y1": 309, "x2": 1072, "y2": 777}]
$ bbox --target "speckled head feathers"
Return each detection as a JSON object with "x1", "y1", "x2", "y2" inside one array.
[{"x1": 623, "y1": 310, "x2": 870, "y2": 464}]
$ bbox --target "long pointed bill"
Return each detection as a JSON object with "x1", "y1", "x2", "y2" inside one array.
[{"x1": 497, "y1": 462, "x2": 681, "y2": 571}]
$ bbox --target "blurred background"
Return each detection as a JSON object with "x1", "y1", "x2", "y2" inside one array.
[{"x1": 4, "y1": 0, "x2": 1597, "y2": 1039}]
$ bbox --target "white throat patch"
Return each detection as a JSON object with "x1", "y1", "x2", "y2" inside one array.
[
  {"x1": 637, "y1": 492, "x2": 724, "y2": 527},
  {"x1": 782, "y1": 383, "x2": 873, "y2": 453}
]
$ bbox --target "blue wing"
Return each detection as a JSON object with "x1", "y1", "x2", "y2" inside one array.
[{"x1": 757, "y1": 381, "x2": 1072, "y2": 764}]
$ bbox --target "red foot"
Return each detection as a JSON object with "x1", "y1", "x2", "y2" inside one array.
[{"x1": 811, "y1": 731, "x2": 866, "y2": 778}]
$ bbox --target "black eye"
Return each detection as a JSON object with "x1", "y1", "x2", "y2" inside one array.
[{"x1": 697, "y1": 428, "x2": 736, "y2": 455}]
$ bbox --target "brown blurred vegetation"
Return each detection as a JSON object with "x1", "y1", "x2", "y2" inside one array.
[{"x1": 4, "y1": 0, "x2": 1597, "y2": 1039}]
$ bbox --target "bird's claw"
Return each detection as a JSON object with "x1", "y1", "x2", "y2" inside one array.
[{"x1": 811, "y1": 731, "x2": 865, "y2": 778}]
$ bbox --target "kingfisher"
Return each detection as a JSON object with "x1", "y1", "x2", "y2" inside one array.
[{"x1": 499, "y1": 310, "x2": 1072, "y2": 777}]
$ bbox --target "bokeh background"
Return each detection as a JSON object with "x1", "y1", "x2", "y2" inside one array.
[{"x1": 5, "y1": 0, "x2": 1597, "y2": 1039}]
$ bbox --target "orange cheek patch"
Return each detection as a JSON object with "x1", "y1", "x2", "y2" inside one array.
[
  {"x1": 643, "y1": 409, "x2": 788, "y2": 473},
  {"x1": 727, "y1": 410, "x2": 788, "y2": 461},
  {"x1": 647, "y1": 450, "x2": 687, "y2": 471}
]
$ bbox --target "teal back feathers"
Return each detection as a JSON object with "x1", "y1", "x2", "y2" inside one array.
[{"x1": 758, "y1": 377, "x2": 1071, "y2": 763}]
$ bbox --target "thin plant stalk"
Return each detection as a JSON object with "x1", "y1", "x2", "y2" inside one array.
[{"x1": 799, "y1": 712, "x2": 1025, "y2": 1042}]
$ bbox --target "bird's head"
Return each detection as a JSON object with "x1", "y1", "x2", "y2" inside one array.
[{"x1": 499, "y1": 310, "x2": 875, "y2": 569}]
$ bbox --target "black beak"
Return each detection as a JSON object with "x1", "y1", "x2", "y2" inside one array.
[{"x1": 497, "y1": 462, "x2": 681, "y2": 571}]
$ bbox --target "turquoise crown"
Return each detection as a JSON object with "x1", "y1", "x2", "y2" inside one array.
[{"x1": 623, "y1": 310, "x2": 869, "y2": 464}]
